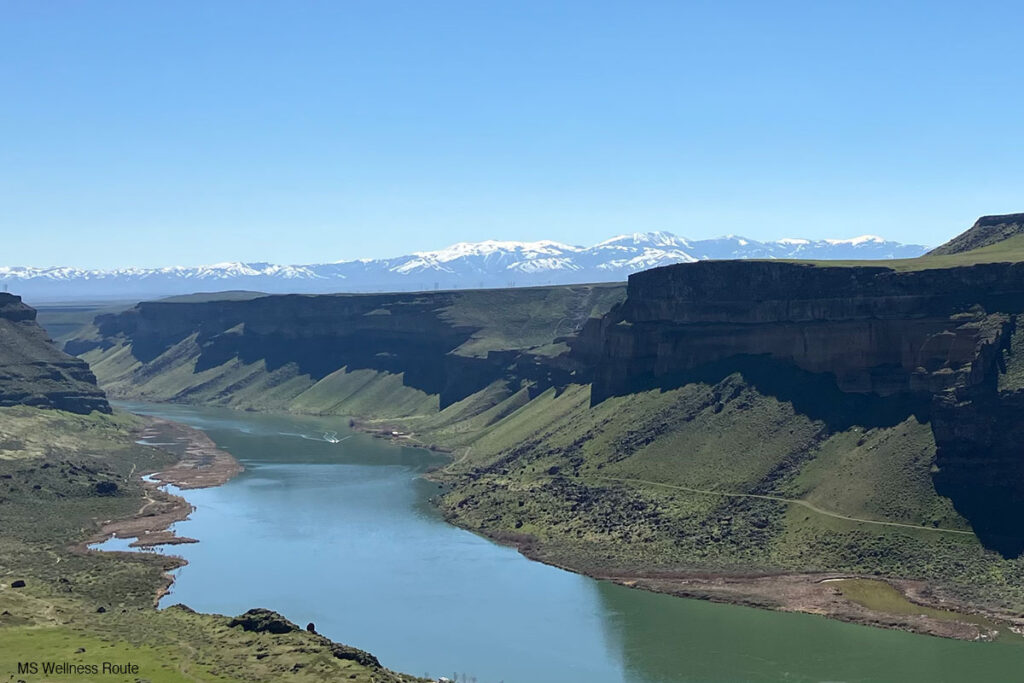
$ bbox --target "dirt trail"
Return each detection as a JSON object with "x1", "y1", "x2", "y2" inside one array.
[
  {"x1": 453, "y1": 446, "x2": 473, "y2": 466},
  {"x1": 598, "y1": 475, "x2": 976, "y2": 536}
]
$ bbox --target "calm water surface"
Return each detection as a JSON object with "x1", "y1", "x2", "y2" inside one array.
[{"x1": 111, "y1": 402, "x2": 1024, "y2": 682}]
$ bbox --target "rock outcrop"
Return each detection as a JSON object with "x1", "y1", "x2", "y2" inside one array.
[
  {"x1": 0, "y1": 293, "x2": 109, "y2": 414},
  {"x1": 929, "y1": 213, "x2": 1024, "y2": 255},
  {"x1": 576, "y1": 259, "x2": 1024, "y2": 556},
  {"x1": 228, "y1": 608, "x2": 382, "y2": 667},
  {"x1": 579, "y1": 260, "x2": 1024, "y2": 401}
]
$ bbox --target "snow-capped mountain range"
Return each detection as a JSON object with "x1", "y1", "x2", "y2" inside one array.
[{"x1": 2, "y1": 232, "x2": 929, "y2": 301}]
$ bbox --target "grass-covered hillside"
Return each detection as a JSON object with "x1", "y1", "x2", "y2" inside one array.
[
  {"x1": 0, "y1": 293, "x2": 110, "y2": 414},
  {"x1": 367, "y1": 369, "x2": 1023, "y2": 617}
]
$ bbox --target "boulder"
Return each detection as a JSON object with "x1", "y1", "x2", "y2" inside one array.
[{"x1": 228, "y1": 608, "x2": 299, "y2": 635}]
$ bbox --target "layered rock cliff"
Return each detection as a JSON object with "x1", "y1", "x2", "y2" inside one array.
[
  {"x1": 580, "y1": 260, "x2": 1023, "y2": 400},
  {"x1": 575, "y1": 259, "x2": 1024, "y2": 555},
  {"x1": 69, "y1": 285, "x2": 625, "y2": 413},
  {"x1": 0, "y1": 293, "x2": 109, "y2": 414}
]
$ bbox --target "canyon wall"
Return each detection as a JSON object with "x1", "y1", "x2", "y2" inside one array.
[
  {"x1": 0, "y1": 293, "x2": 110, "y2": 414},
  {"x1": 581, "y1": 260, "x2": 1024, "y2": 401},
  {"x1": 69, "y1": 285, "x2": 625, "y2": 410},
  {"x1": 575, "y1": 260, "x2": 1024, "y2": 555}
]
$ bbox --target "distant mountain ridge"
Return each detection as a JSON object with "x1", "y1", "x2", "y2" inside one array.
[{"x1": 2, "y1": 231, "x2": 928, "y2": 301}]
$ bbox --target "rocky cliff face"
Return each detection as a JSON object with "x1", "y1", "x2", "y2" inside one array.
[
  {"x1": 0, "y1": 293, "x2": 109, "y2": 414},
  {"x1": 575, "y1": 260, "x2": 1024, "y2": 555},
  {"x1": 70, "y1": 286, "x2": 624, "y2": 410},
  {"x1": 580, "y1": 260, "x2": 1024, "y2": 401}
]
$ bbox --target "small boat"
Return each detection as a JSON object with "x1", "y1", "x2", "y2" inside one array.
[{"x1": 323, "y1": 431, "x2": 341, "y2": 444}]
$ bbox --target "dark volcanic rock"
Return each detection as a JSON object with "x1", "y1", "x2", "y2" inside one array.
[
  {"x1": 328, "y1": 643, "x2": 381, "y2": 668},
  {"x1": 69, "y1": 246, "x2": 1024, "y2": 558},
  {"x1": 576, "y1": 259, "x2": 1024, "y2": 557},
  {"x1": 932, "y1": 385, "x2": 1024, "y2": 556},
  {"x1": 228, "y1": 608, "x2": 299, "y2": 634},
  {"x1": 580, "y1": 260, "x2": 1024, "y2": 402},
  {"x1": 0, "y1": 293, "x2": 109, "y2": 414},
  {"x1": 228, "y1": 608, "x2": 381, "y2": 668}
]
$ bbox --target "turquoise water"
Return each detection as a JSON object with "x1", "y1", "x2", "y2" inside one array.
[{"x1": 111, "y1": 402, "x2": 1024, "y2": 682}]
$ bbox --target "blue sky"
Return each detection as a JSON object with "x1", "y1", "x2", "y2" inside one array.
[{"x1": 2, "y1": 1, "x2": 1022, "y2": 268}]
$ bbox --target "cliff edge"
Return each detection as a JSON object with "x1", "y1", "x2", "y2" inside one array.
[
  {"x1": 576, "y1": 258, "x2": 1024, "y2": 556},
  {"x1": 0, "y1": 293, "x2": 110, "y2": 414},
  {"x1": 929, "y1": 213, "x2": 1024, "y2": 256}
]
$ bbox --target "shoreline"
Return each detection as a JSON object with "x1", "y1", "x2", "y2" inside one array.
[
  {"x1": 136, "y1": 417, "x2": 244, "y2": 489},
  {"x1": 85, "y1": 415, "x2": 244, "y2": 603},
  {"x1": 103, "y1": 399, "x2": 1022, "y2": 642},
  {"x1": 356, "y1": 418, "x2": 1024, "y2": 643},
  {"x1": 447, "y1": 516, "x2": 1022, "y2": 643}
]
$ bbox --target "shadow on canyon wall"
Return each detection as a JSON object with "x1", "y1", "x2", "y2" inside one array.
[{"x1": 594, "y1": 353, "x2": 1024, "y2": 559}]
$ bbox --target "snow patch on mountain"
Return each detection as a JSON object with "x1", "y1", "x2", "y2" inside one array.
[{"x1": 1, "y1": 231, "x2": 930, "y2": 301}]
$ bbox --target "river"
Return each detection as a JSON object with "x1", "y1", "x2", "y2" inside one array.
[{"x1": 106, "y1": 402, "x2": 1024, "y2": 682}]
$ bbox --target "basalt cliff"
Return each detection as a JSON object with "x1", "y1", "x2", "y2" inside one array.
[
  {"x1": 0, "y1": 292, "x2": 109, "y2": 414},
  {"x1": 574, "y1": 259, "x2": 1024, "y2": 556},
  {"x1": 67, "y1": 285, "x2": 626, "y2": 414}
]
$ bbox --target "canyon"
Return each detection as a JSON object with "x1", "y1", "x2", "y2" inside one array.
[{"x1": 57, "y1": 212, "x2": 1024, "y2": 632}]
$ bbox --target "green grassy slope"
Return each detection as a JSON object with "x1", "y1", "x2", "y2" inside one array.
[
  {"x1": 928, "y1": 213, "x2": 1024, "y2": 256},
  {"x1": 0, "y1": 295, "x2": 110, "y2": 414},
  {"x1": 373, "y1": 373, "x2": 1024, "y2": 612},
  {"x1": 82, "y1": 339, "x2": 441, "y2": 419},
  {"x1": 77, "y1": 283, "x2": 626, "y2": 419},
  {"x1": 0, "y1": 407, "x2": 423, "y2": 682}
]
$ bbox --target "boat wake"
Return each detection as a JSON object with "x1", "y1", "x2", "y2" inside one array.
[
  {"x1": 323, "y1": 432, "x2": 353, "y2": 444},
  {"x1": 278, "y1": 430, "x2": 352, "y2": 443}
]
